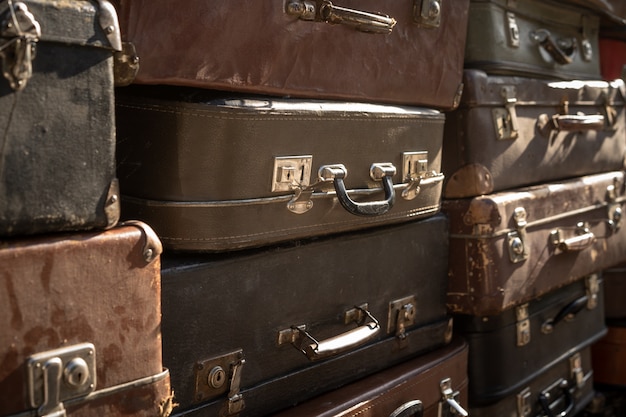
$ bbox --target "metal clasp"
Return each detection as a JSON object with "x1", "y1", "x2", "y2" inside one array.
[
  {"x1": 516, "y1": 387, "x2": 532, "y2": 417},
  {"x1": 570, "y1": 352, "x2": 584, "y2": 390},
  {"x1": 506, "y1": 12, "x2": 520, "y2": 48},
  {"x1": 492, "y1": 86, "x2": 520, "y2": 140},
  {"x1": 414, "y1": 0, "x2": 442, "y2": 29},
  {"x1": 516, "y1": 303, "x2": 531, "y2": 347},
  {"x1": 606, "y1": 182, "x2": 623, "y2": 232},
  {"x1": 27, "y1": 343, "x2": 97, "y2": 417},
  {"x1": 507, "y1": 207, "x2": 529, "y2": 263},
  {"x1": 387, "y1": 296, "x2": 417, "y2": 348},
  {"x1": 0, "y1": 1, "x2": 41, "y2": 90},
  {"x1": 585, "y1": 274, "x2": 599, "y2": 311},
  {"x1": 438, "y1": 378, "x2": 468, "y2": 417},
  {"x1": 401, "y1": 151, "x2": 443, "y2": 201}
]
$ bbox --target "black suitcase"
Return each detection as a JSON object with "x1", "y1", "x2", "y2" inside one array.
[
  {"x1": 160, "y1": 214, "x2": 451, "y2": 416},
  {"x1": 115, "y1": 85, "x2": 445, "y2": 251},
  {"x1": 0, "y1": 0, "x2": 121, "y2": 236},
  {"x1": 453, "y1": 275, "x2": 606, "y2": 405}
]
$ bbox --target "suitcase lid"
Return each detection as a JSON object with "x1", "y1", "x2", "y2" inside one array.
[
  {"x1": 460, "y1": 69, "x2": 626, "y2": 107},
  {"x1": 444, "y1": 170, "x2": 626, "y2": 238}
]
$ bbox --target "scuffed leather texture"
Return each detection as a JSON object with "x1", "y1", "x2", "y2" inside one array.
[{"x1": 113, "y1": 0, "x2": 469, "y2": 109}]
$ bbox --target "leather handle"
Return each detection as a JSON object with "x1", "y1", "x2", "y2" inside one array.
[
  {"x1": 286, "y1": 0, "x2": 396, "y2": 34},
  {"x1": 531, "y1": 29, "x2": 576, "y2": 65},
  {"x1": 550, "y1": 224, "x2": 595, "y2": 252},
  {"x1": 539, "y1": 114, "x2": 605, "y2": 133},
  {"x1": 320, "y1": 163, "x2": 396, "y2": 216},
  {"x1": 539, "y1": 379, "x2": 575, "y2": 417},
  {"x1": 541, "y1": 295, "x2": 588, "y2": 334}
]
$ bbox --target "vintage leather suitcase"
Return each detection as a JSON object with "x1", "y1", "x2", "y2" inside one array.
[
  {"x1": 444, "y1": 171, "x2": 626, "y2": 316},
  {"x1": 601, "y1": 264, "x2": 626, "y2": 319},
  {"x1": 470, "y1": 345, "x2": 595, "y2": 417},
  {"x1": 454, "y1": 275, "x2": 606, "y2": 405},
  {"x1": 159, "y1": 214, "x2": 452, "y2": 416},
  {"x1": 116, "y1": 86, "x2": 446, "y2": 252},
  {"x1": 0, "y1": 0, "x2": 121, "y2": 237},
  {"x1": 271, "y1": 336, "x2": 468, "y2": 417},
  {"x1": 111, "y1": 0, "x2": 469, "y2": 109},
  {"x1": 591, "y1": 323, "x2": 626, "y2": 386},
  {"x1": 0, "y1": 222, "x2": 173, "y2": 417},
  {"x1": 442, "y1": 69, "x2": 626, "y2": 198},
  {"x1": 464, "y1": 0, "x2": 602, "y2": 80}
]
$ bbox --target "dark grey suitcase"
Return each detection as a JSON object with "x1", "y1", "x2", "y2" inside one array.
[
  {"x1": 0, "y1": 0, "x2": 121, "y2": 236},
  {"x1": 115, "y1": 85, "x2": 445, "y2": 251},
  {"x1": 454, "y1": 275, "x2": 606, "y2": 405},
  {"x1": 159, "y1": 214, "x2": 451, "y2": 416}
]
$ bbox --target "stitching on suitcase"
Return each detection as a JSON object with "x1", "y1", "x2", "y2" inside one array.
[
  {"x1": 117, "y1": 103, "x2": 443, "y2": 123},
  {"x1": 160, "y1": 205, "x2": 441, "y2": 242}
]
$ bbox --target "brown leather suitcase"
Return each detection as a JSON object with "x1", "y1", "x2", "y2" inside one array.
[
  {"x1": 601, "y1": 265, "x2": 626, "y2": 319},
  {"x1": 591, "y1": 324, "x2": 626, "y2": 386},
  {"x1": 116, "y1": 86, "x2": 445, "y2": 252},
  {"x1": 444, "y1": 171, "x2": 626, "y2": 316},
  {"x1": 0, "y1": 0, "x2": 121, "y2": 237},
  {"x1": 270, "y1": 336, "x2": 468, "y2": 417},
  {"x1": 470, "y1": 345, "x2": 595, "y2": 417},
  {"x1": 454, "y1": 275, "x2": 606, "y2": 405},
  {"x1": 0, "y1": 222, "x2": 173, "y2": 417},
  {"x1": 112, "y1": 0, "x2": 469, "y2": 109},
  {"x1": 159, "y1": 214, "x2": 452, "y2": 416},
  {"x1": 442, "y1": 69, "x2": 626, "y2": 198}
]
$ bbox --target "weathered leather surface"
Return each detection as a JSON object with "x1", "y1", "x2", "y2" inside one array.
[
  {"x1": 271, "y1": 337, "x2": 468, "y2": 417},
  {"x1": 159, "y1": 215, "x2": 451, "y2": 416},
  {"x1": 444, "y1": 171, "x2": 626, "y2": 316},
  {"x1": 465, "y1": 0, "x2": 601, "y2": 79},
  {"x1": 112, "y1": 0, "x2": 469, "y2": 109},
  {"x1": 0, "y1": 224, "x2": 165, "y2": 416},
  {"x1": 442, "y1": 69, "x2": 626, "y2": 198},
  {"x1": 454, "y1": 278, "x2": 606, "y2": 403},
  {"x1": 0, "y1": 0, "x2": 118, "y2": 236},
  {"x1": 591, "y1": 325, "x2": 626, "y2": 386},
  {"x1": 470, "y1": 346, "x2": 595, "y2": 416},
  {"x1": 116, "y1": 85, "x2": 445, "y2": 251}
]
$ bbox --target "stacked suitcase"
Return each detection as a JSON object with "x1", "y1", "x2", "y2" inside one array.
[
  {"x1": 112, "y1": 0, "x2": 474, "y2": 416},
  {"x1": 0, "y1": 1, "x2": 172, "y2": 416},
  {"x1": 442, "y1": 0, "x2": 626, "y2": 416}
]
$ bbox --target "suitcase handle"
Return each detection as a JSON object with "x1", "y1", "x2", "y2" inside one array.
[
  {"x1": 538, "y1": 113, "x2": 605, "y2": 134},
  {"x1": 319, "y1": 163, "x2": 396, "y2": 216},
  {"x1": 550, "y1": 222, "x2": 595, "y2": 252},
  {"x1": 530, "y1": 29, "x2": 576, "y2": 65},
  {"x1": 538, "y1": 379, "x2": 575, "y2": 417},
  {"x1": 541, "y1": 294, "x2": 589, "y2": 334},
  {"x1": 286, "y1": 0, "x2": 396, "y2": 34}
]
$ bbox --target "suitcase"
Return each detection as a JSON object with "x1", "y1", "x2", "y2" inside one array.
[
  {"x1": 566, "y1": 0, "x2": 626, "y2": 26},
  {"x1": 116, "y1": 86, "x2": 446, "y2": 252},
  {"x1": 454, "y1": 275, "x2": 606, "y2": 404},
  {"x1": 111, "y1": 0, "x2": 470, "y2": 109},
  {"x1": 0, "y1": 222, "x2": 173, "y2": 417},
  {"x1": 469, "y1": 344, "x2": 595, "y2": 417},
  {"x1": 0, "y1": 0, "x2": 121, "y2": 237},
  {"x1": 159, "y1": 214, "x2": 452, "y2": 416},
  {"x1": 270, "y1": 336, "x2": 469, "y2": 417},
  {"x1": 601, "y1": 264, "x2": 626, "y2": 319},
  {"x1": 591, "y1": 323, "x2": 626, "y2": 386},
  {"x1": 442, "y1": 69, "x2": 626, "y2": 198},
  {"x1": 444, "y1": 170, "x2": 626, "y2": 316},
  {"x1": 464, "y1": 0, "x2": 602, "y2": 80}
]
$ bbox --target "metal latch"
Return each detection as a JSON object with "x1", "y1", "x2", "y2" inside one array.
[
  {"x1": 27, "y1": 343, "x2": 97, "y2": 417},
  {"x1": 570, "y1": 352, "x2": 584, "y2": 389},
  {"x1": 506, "y1": 12, "x2": 520, "y2": 48},
  {"x1": 387, "y1": 296, "x2": 417, "y2": 348},
  {"x1": 438, "y1": 378, "x2": 468, "y2": 417},
  {"x1": 193, "y1": 350, "x2": 246, "y2": 415},
  {"x1": 516, "y1": 387, "x2": 532, "y2": 417},
  {"x1": 606, "y1": 182, "x2": 623, "y2": 232},
  {"x1": 585, "y1": 274, "x2": 599, "y2": 310},
  {"x1": 492, "y1": 86, "x2": 520, "y2": 140},
  {"x1": 414, "y1": 0, "x2": 442, "y2": 29},
  {"x1": 516, "y1": 303, "x2": 531, "y2": 347},
  {"x1": 0, "y1": 1, "x2": 41, "y2": 91},
  {"x1": 401, "y1": 151, "x2": 444, "y2": 201},
  {"x1": 507, "y1": 207, "x2": 529, "y2": 263}
]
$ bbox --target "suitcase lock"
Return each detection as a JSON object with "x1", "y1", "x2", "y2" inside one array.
[
  {"x1": 507, "y1": 207, "x2": 529, "y2": 263},
  {"x1": 26, "y1": 343, "x2": 96, "y2": 417},
  {"x1": 0, "y1": 1, "x2": 40, "y2": 91},
  {"x1": 413, "y1": 0, "x2": 442, "y2": 29},
  {"x1": 492, "y1": 86, "x2": 519, "y2": 140}
]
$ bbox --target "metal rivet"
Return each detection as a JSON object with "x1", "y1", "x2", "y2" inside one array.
[
  {"x1": 510, "y1": 237, "x2": 524, "y2": 255},
  {"x1": 105, "y1": 25, "x2": 115, "y2": 34}
]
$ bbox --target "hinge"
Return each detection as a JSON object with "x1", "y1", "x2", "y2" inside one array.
[
  {"x1": 507, "y1": 207, "x2": 529, "y2": 263},
  {"x1": 585, "y1": 274, "x2": 599, "y2": 310},
  {"x1": 570, "y1": 352, "x2": 585, "y2": 390},
  {"x1": 0, "y1": 1, "x2": 41, "y2": 91},
  {"x1": 27, "y1": 343, "x2": 96, "y2": 417},
  {"x1": 438, "y1": 378, "x2": 468, "y2": 417},
  {"x1": 414, "y1": 0, "x2": 442, "y2": 29},
  {"x1": 516, "y1": 387, "x2": 532, "y2": 417},
  {"x1": 516, "y1": 303, "x2": 531, "y2": 347},
  {"x1": 492, "y1": 86, "x2": 519, "y2": 140}
]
